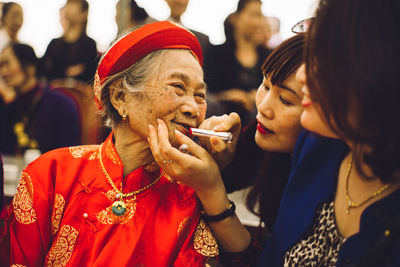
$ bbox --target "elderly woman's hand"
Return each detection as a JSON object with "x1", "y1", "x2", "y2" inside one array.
[
  {"x1": 148, "y1": 119, "x2": 226, "y2": 199},
  {"x1": 198, "y1": 112, "x2": 241, "y2": 170}
]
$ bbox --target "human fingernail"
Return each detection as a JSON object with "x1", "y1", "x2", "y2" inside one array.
[{"x1": 213, "y1": 125, "x2": 223, "y2": 131}]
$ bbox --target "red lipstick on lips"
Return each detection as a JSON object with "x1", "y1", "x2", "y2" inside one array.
[
  {"x1": 175, "y1": 123, "x2": 191, "y2": 137},
  {"x1": 302, "y1": 101, "x2": 312, "y2": 108},
  {"x1": 257, "y1": 121, "x2": 274, "y2": 135}
]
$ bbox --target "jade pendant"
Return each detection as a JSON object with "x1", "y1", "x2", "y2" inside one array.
[{"x1": 112, "y1": 201, "x2": 127, "y2": 216}]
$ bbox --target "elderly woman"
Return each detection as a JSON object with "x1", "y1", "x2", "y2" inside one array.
[
  {"x1": 1, "y1": 21, "x2": 217, "y2": 266},
  {"x1": 0, "y1": 42, "x2": 81, "y2": 154}
]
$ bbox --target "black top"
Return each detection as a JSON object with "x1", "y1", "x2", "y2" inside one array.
[
  {"x1": 40, "y1": 34, "x2": 98, "y2": 83},
  {"x1": 204, "y1": 42, "x2": 271, "y2": 94}
]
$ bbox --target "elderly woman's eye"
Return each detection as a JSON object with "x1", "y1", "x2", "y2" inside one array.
[
  {"x1": 195, "y1": 93, "x2": 206, "y2": 100},
  {"x1": 194, "y1": 93, "x2": 206, "y2": 100},
  {"x1": 171, "y1": 83, "x2": 184, "y2": 89}
]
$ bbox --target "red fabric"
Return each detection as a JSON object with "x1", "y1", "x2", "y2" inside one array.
[
  {"x1": 1, "y1": 133, "x2": 217, "y2": 266},
  {"x1": 98, "y1": 21, "x2": 203, "y2": 80}
]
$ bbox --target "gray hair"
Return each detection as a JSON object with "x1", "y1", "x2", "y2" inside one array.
[{"x1": 98, "y1": 49, "x2": 169, "y2": 127}]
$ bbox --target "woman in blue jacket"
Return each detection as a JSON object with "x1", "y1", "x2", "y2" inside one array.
[{"x1": 148, "y1": 0, "x2": 400, "y2": 265}]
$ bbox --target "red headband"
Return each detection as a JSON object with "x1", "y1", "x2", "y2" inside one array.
[{"x1": 94, "y1": 21, "x2": 203, "y2": 109}]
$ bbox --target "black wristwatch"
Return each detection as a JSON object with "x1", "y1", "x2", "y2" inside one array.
[{"x1": 201, "y1": 200, "x2": 236, "y2": 223}]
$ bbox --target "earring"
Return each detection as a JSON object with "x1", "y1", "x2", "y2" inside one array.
[{"x1": 121, "y1": 111, "x2": 127, "y2": 121}]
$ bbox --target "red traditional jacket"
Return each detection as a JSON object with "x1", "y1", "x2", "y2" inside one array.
[{"x1": 1, "y1": 134, "x2": 218, "y2": 266}]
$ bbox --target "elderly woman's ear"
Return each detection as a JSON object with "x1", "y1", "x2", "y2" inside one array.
[{"x1": 109, "y1": 79, "x2": 129, "y2": 117}]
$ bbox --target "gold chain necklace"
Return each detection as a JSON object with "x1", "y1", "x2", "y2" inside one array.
[
  {"x1": 99, "y1": 144, "x2": 162, "y2": 216},
  {"x1": 345, "y1": 156, "x2": 391, "y2": 214}
]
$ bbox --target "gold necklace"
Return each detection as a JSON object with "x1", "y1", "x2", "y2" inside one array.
[
  {"x1": 345, "y1": 156, "x2": 391, "y2": 214},
  {"x1": 99, "y1": 144, "x2": 162, "y2": 216}
]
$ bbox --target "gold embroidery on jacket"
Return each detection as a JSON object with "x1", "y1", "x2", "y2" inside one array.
[
  {"x1": 51, "y1": 193, "x2": 66, "y2": 236},
  {"x1": 13, "y1": 171, "x2": 37, "y2": 224},
  {"x1": 95, "y1": 196, "x2": 137, "y2": 224},
  {"x1": 94, "y1": 71, "x2": 101, "y2": 105},
  {"x1": 177, "y1": 217, "x2": 190, "y2": 236},
  {"x1": 11, "y1": 264, "x2": 26, "y2": 267},
  {"x1": 193, "y1": 220, "x2": 219, "y2": 257},
  {"x1": 105, "y1": 140, "x2": 121, "y2": 165},
  {"x1": 69, "y1": 145, "x2": 100, "y2": 160},
  {"x1": 45, "y1": 225, "x2": 78, "y2": 266}
]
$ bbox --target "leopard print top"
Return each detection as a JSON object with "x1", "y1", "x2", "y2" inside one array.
[{"x1": 284, "y1": 201, "x2": 346, "y2": 266}]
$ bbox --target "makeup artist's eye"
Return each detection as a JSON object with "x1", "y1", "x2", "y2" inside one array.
[{"x1": 280, "y1": 96, "x2": 293, "y2": 106}]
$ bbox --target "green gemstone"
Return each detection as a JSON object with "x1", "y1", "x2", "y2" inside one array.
[{"x1": 112, "y1": 201, "x2": 126, "y2": 216}]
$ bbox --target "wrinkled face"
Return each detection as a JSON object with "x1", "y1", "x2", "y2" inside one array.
[
  {"x1": 233, "y1": 1, "x2": 263, "y2": 41},
  {"x1": 165, "y1": 0, "x2": 189, "y2": 19},
  {"x1": 3, "y1": 4, "x2": 23, "y2": 35},
  {"x1": 0, "y1": 46, "x2": 26, "y2": 90},
  {"x1": 124, "y1": 50, "x2": 206, "y2": 147},
  {"x1": 255, "y1": 73, "x2": 303, "y2": 153},
  {"x1": 296, "y1": 64, "x2": 337, "y2": 138}
]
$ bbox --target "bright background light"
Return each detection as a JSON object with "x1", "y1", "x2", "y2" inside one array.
[{"x1": 13, "y1": 0, "x2": 318, "y2": 57}]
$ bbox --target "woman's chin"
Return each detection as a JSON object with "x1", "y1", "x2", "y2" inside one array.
[{"x1": 255, "y1": 132, "x2": 273, "y2": 151}]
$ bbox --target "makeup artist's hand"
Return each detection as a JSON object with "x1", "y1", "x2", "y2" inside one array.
[
  {"x1": 148, "y1": 119, "x2": 227, "y2": 199},
  {"x1": 198, "y1": 112, "x2": 241, "y2": 170}
]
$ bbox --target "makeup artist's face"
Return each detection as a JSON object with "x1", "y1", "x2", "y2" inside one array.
[
  {"x1": 125, "y1": 50, "x2": 207, "y2": 147},
  {"x1": 296, "y1": 64, "x2": 337, "y2": 138},
  {"x1": 255, "y1": 73, "x2": 303, "y2": 153}
]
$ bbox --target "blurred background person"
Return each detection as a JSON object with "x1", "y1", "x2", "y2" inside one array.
[
  {"x1": 252, "y1": 15, "x2": 272, "y2": 50},
  {"x1": 165, "y1": 0, "x2": 210, "y2": 58},
  {"x1": 266, "y1": 16, "x2": 283, "y2": 49},
  {"x1": 40, "y1": 0, "x2": 98, "y2": 84},
  {"x1": 0, "y1": 43, "x2": 81, "y2": 155},
  {"x1": 204, "y1": 0, "x2": 272, "y2": 126},
  {"x1": 0, "y1": 2, "x2": 22, "y2": 52},
  {"x1": 0, "y1": 2, "x2": 23, "y2": 105},
  {"x1": 115, "y1": 0, "x2": 156, "y2": 36}
]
